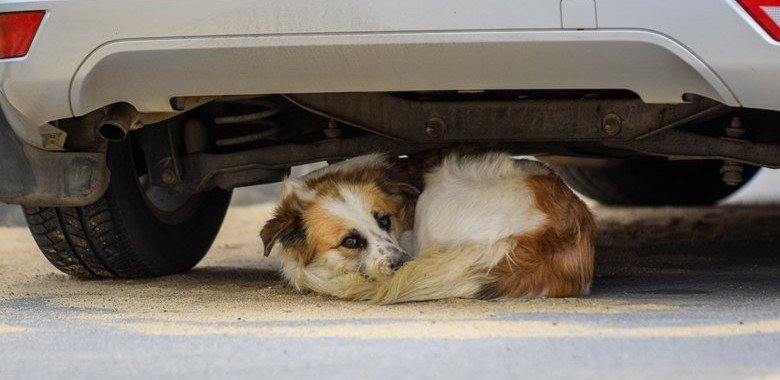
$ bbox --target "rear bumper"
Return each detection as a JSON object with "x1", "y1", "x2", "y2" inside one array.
[
  {"x1": 70, "y1": 30, "x2": 737, "y2": 117},
  {"x1": 0, "y1": 94, "x2": 107, "y2": 206}
]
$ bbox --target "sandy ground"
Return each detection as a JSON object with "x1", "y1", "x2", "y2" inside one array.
[{"x1": 1, "y1": 171, "x2": 779, "y2": 379}]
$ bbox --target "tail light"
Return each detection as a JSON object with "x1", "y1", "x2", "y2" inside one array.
[
  {"x1": 738, "y1": 0, "x2": 780, "y2": 41},
  {"x1": 0, "y1": 11, "x2": 45, "y2": 59}
]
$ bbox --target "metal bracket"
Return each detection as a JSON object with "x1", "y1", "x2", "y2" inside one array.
[
  {"x1": 284, "y1": 93, "x2": 727, "y2": 143},
  {"x1": 177, "y1": 134, "x2": 444, "y2": 193},
  {"x1": 603, "y1": 130, "x2": 780, "y2": 168},
  {"x1": 133, "y1": 122, "x2": 183, "y2": 188}
]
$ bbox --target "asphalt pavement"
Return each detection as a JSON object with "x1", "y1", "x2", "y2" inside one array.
[{"x1": 0, "y1": 169, "x2": 779, "y2": 379}]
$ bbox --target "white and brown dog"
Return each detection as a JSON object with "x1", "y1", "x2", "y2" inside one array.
[{"x1": 261, "y1": 152, "x2": 596, "y2": 304}]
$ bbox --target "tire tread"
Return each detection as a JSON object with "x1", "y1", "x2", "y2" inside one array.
[{"x1": 22, "y1": 196, "x2": 151, "y2": 278}]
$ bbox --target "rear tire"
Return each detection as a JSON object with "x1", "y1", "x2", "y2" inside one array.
[
  {"x1": 23, "y1": 139, "x2": 231, "y2": 278},
  {"x1": 556, "y1": 158, "x2": 759, "y2": 206}
]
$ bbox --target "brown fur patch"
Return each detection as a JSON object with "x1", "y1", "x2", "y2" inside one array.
[{"x1": 483, "y1": 172, "x2": 596, "y2": 298}]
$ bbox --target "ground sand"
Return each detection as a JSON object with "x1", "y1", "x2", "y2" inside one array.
[{"x1": 2, "y1": 202, "x2": 779, "y2": 340}]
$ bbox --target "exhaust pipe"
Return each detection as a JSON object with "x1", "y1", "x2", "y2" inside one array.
[{"x1": 98, "y1": 103, "x2": 142, "y2": 142}]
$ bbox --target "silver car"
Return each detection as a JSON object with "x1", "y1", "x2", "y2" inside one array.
[{"x1": 1, "y1": 0, "x2": 779, "y2": 277}]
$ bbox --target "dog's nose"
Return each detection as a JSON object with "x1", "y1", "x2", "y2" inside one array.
[{"x1": 390, "y1": 258, "x2": 406, "y2": 271}]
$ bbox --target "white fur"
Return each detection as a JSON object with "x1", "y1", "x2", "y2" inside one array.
[
  {"x1": 414, "y1": 153, "x2": 546, "y2": 263},
  {"x1": 281, "y1": 178, "x2": 314, "y2": 201}
]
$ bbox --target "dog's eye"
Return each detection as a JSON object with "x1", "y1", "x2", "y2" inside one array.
[
  {"x1": 377, "y1": 215, "x2": 391, "y2": 232},
  {"x1": 340, "y1": 233, "x2": 366, "y2": 249}
]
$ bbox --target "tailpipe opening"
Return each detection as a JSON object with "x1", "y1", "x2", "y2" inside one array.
[
  {"x1": 98, "y1": 123, "x2": 128, "y2": 142},
  {"x1": 98, "y1": 103, "x2": 141, "y2": 142}
]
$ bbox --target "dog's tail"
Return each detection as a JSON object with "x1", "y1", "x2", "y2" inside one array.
[
  {"x1": 296, "y1": 243, "x2": 492, "y2": 304},
  {"x1": 369, "y1": 243, "x2": 495, "y2": 304}
]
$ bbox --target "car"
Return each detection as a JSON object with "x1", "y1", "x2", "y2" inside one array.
[{"x1": 1, "y1": 0, "x2": 779, "y2": 278}]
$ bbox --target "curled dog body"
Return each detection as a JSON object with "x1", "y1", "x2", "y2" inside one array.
[{"x1": 261, "y1": 152, "x2": 596, "y2": 304}]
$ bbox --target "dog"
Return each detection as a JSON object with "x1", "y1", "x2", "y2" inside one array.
[{"x1": 261, "y1": 152, "x2": 596, "y2": 304}]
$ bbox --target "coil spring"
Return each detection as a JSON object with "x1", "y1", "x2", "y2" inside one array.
[{"x1": 213, "y1": 98, "x2": 280, "y2": 147}]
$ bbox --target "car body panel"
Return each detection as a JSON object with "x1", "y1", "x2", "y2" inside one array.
[
  {"x1": 0, "y1": 1, "x2": 777, "y2": 128},
  {"x1": 597, "y1": 0, "x2": 780, "y2": 114},
  {"x1": 71, "y1": 30, "x2": 734, "y2": 116},
  {"x1": 1, "y1": 0, "x2": 779, "y2": 205}
]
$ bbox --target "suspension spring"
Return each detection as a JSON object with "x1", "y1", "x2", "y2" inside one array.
[{"x1": 213, "y1": 98, "x2": 281, "y2": 147}]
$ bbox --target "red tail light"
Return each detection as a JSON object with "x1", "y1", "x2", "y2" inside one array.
[
  {"x1": 738, "y1": 0, "x2": 780, "y2": 41},
  {"x1": 0, "y1": 11, "x2": 45, "y2": 59}
]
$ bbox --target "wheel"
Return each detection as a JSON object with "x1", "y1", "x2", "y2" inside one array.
[
  {"x1": 555, "y1": 158, "x2": 760, "y2": 206},
  {"x1": 22, "y1": 138, "x2": 232, "y2": 278}
]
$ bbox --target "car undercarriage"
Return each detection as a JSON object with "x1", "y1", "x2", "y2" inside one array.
[{"x1": 45, "y1": 91, "x2": 778, "y2": 202}]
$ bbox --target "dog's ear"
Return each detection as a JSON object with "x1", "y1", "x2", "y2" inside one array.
[
  {"x1": 281, "y1": 177, "x2": 314, "y2": 201},
  {"x1": 387, "y1": 181, "x2": 420, "y2": 232},
  {"x1": 260, "y1": 202, "x2": 305, "y2": 257},
  {"x1": 389, "y1": 181, "x2": 421, "y2": 199}
]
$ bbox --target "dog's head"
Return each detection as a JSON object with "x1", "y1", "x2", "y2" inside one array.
[{"x1": 261, "y1": 154, "x2": 419, "y2": 291}]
